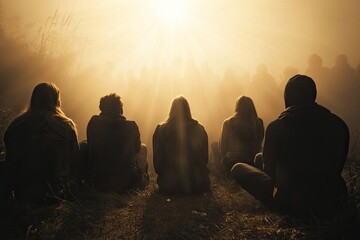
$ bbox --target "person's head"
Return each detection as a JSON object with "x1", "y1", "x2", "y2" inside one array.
[
  {"x1": 29, "y1": 82, "x2": 62, "y2": 114},
  {"x1": 28, "y1": 82, "x2": 75, "y2": 130},
  {"x1": 167, "y1": 96, "x2": 192, "y2": 123},
  {"x1": 284, "y1": 74, "x2": 317, "y2": 108},
  {"x1": 235, "y1": 96, "x2": 259, "y2": 120},
  {"x1": 99, "y1": 93, "x2": 123, "y2": 115},
  {"x1": 234, "y1": 96, "x2": 262, "y2": 139},
  {"x1": 335, "y1": 54, "x2": 349, "y2": 67},
  {"x1": 308, "y1": 54, "x2": 322, "y2": 68}
]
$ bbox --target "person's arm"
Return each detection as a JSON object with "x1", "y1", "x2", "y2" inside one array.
[
  {"x1": 152, "y1": 125, "x2": 162, "y2": 174},
  {"x1": 3, "y1": 123, "x2": 14, "y2": 198},
  {"x1": 333, "y1": 116, "x2": 350, "y2": 174},
  {"x1": 258, "y1": 118, "x2": 265, "y2": 144},
  {"x1": 68, "y1": 123, "x2": 81, "y2": 182},
  {"x1": 82, "y1": 117, "x2": 96, "y2": 181},
  {"x1": 263, "y1": 122, "x2": 278, "y2": 180},
  {"x1": 219, "y1": 120, "x2": 229, "y2": 156},
  {"x1": 133, "y1": 122, "x2": 141, "y2": 154},
  {"x1": 200, "y1": 126, "x2": 209, "y2": 165},
  {"x1": 86, "y1": 117, "x2": 95, "y2": 147}
]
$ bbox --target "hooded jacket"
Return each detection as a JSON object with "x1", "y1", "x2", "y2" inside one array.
[{"x1": 263, "y1": 75, "x2": 349, "y2": 217}]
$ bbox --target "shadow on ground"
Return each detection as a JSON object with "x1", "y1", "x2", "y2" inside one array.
[{"x1": 141, "y1": 190, "x2": 224, "y2": 240}]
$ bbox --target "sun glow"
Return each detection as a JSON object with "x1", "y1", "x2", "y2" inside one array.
[{"x1": 149, "y1": 0, "x2": 192, "y2": 26}]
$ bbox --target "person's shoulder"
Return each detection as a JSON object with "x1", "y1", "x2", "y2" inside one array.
[
  {"x1": 52, "y1": 114, "x2": 76, "y2": 131},
  {"x1": 195, "y1": 121, "x2": 205, "y2": 129},
  {"x1": 8, "y1": 112, "x2": 44, "y2": 129},
  {"x1": 125, "y1": 119, "x2": 137, "y2": 125},
  {"x1": 156, "y1": 121, "x2": 166, "y2": 128},
  {"x1": 122, "y1": 118, "x2": 138, "y2": 128},
  {"x1": 222, "y1": 116, "x2": 233, "y2": 126},
  {"x1": 4, "y1": 112, "x2": 30, "y2": 137},
  {"x1": 87, "y1": 115, "x2": 102, "y2": 126},
  {"x1": 115, "y1": 118, "x2": 139, "y2": 134},
  {"x1": 316, "y1": 104, "x2": 348, "y2": 130},
  {"x1": 199, "y1": 124, "x2": 207, "y2": 135},
  {"x1": 153, "y1": 122, "x2": 166, "y2": 137},
  {"x1": 8, "y1": 113, "x2": 28, "y2": 126},
  {"x1": 329, "y1": 112, "x2": 349, "y2": 132},
  {"x1": 226, "y1": 115, "x2": 235, "y2": 122},
  {"x1": 191, "y1": 119, "x2": 207, "y2": 133},
  {"x1": 266, "y1": 118, "x2": 282, "y2": 131},
  {"x1": 90, "y1": 115, "x2": 100, "y2": 121}
]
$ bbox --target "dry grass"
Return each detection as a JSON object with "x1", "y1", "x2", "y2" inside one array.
[{"x1": 1, "y1": 172, "x2": 359, "y2": 240}]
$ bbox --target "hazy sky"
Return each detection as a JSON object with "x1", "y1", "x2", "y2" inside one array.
[
  {"x1": 1, "y1": 0, "x2": 360, "y2": 142},
  {"x1": 2, "y1": 0, "x2": 360, "y2": 77}
]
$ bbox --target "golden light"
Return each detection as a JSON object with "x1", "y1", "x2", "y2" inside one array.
[{"x1": 149, "y1": 0, "x2": 192, "y2": 26}]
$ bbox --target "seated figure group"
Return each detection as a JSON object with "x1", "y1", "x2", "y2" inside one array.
[{"x1": 0, "y1": 75, "x2": 350, "y2": 218}]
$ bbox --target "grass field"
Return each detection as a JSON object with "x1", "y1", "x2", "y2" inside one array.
[
  {"x1": 1, "y1": 170, "x2": 359, "y2": 240},
  {"x1": 1, "y1": 108, "x2": 360, "y2": 240}
]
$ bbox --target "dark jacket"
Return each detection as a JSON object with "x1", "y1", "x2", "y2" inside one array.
[
  {"x1": 153, "y1": 118, "x2": 210, "y2": 194},
  {"x1": 220, "y1": 115, "x2": 264, "y2": 168},
  {"x1": 87, "y1": 113, "x2": 141, "y2": 193},
  {"x1": 263, "y1": 103, "x2": 349, "y2": 217},
  {"x1": 4, "y1": 111, "x2": 79, "y2": 203}
]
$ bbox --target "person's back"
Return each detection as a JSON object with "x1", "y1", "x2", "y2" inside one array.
[
  {"x1": 86, "y1": 94, "x2": 147, "y2": 193},
  {"x1": 265, "y1": 104, "x2": 348, "y2": 216},
  {"x1": 87, "y1": 114, "x2": 141, "y2": 191},
  {"x1": 264, "y1": 75, "x2": 349, "y2": 217},
  {"x1": 153, "y1": 96, "x2": 210, "y2": 194},
  {"x1": 219, "y1": 96, "x2": 264, "y2": 169},
  {"x1": 222, "y1": 116, "x2": 263, "y2": 153},
  {"x1": 4, "y1": 83, "x2": 79, "y2": 204}
]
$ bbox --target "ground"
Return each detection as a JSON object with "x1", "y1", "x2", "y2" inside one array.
[{"x1": 1, "y1": 170, "x2": 359, "y2": 240}]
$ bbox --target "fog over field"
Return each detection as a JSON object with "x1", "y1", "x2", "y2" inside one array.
[
  {"x1": 1, "y1": 2, "x2": 360, "y2": 239},
  {"x1": 1, "y1": 0, "x2": 360, "y2": 151}
]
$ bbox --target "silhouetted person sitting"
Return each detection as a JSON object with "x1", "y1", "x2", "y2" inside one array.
[
  {"x1": 153, "y1": 96, "x2": 210, "y2": 194},
  {"x1": 305, "y1": 54, "x2": 329, "y2": 83},
  {"x1": 85, "y1": 93, "x2": 148, "y2": 193},
  {"x1": 250, "y1": 63, "x2": 281, "y2": 123},
  {"x1": 3, "y1": 83, "x2": 79, "y2": 204},
  {"x1": 252, "y1": 63, "x2": 278, "y2": 90},
  {"x1": 329, "y1": 54, "x2": 355, "y2": 102},
  {"x1": 305, "y1": 54, "x2": 330, "y2": 106},
  {"x1": 211, "y1": 96, "x2": 264, "y2": 171},
  {"x1": 232, "y1": 75, "x2": 350, "y2": 218}
]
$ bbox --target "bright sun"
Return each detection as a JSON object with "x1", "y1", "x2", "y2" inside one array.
[{"x1": 150, "y1": 0, "x2": 192, "y2": 26}]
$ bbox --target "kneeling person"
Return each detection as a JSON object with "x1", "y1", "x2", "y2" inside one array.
[{"x1": 85, "y1": 93, "x2": 148, "y2": 193}]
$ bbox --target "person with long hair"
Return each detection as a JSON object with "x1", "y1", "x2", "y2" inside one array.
[
  {"x1": 212, "y1": 96, "x2": 264, "y2": 171},
  {"x1": 3, "y1": 83, "x2": 79, "y2": 204},
  {"x1": 153, "y1": 96, "x2": 210, "y2": 194}
]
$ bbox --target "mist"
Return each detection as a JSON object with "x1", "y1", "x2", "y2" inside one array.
[{"x1": 1, "y1": 0, "x2": 360, "y2": 159}]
